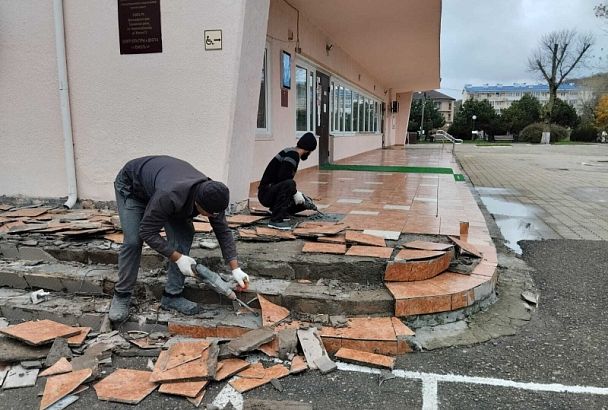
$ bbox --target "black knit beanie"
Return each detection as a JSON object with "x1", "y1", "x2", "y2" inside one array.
[
  {"x1": 297, "y1": 132, "x2": 317, "y2": 152},
  {"x1": 195, "y1": 181, "x2": 229, "y2": 214}
]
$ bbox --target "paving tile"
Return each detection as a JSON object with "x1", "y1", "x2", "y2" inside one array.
[
  {"x1": 150, "y1": 344, "x2": 218, "y2": 382},
  {"x1": 289, "y1": 356, "x2": 308, "y2": 374},
  {"x1": 214, "y1": 358, "x2": 250, "y2": 381},
  {"x1": 162, "y1": 340, "x2": 210, "y2": 371},
  {"x1": 383, "y1": 204, "x2": 410, "y2": 211},
  {"x1": 394, "y1": 294, "x2": 452, "y2": 316},
  {"x1": 193, "y1": 222, "x2": 213, "y2": 233},
  {"x1": 349, "y1": 210, "x2": 380, "y2": 216},
  {"x1": 352, "y1": 189, "x2": 374, "y2": 193},
  {"x1": 226, "y1": 215, "x2": 266, "y2": 227},
  {"x1": 344, "y1": 231, "x2": 386, "y2": 247},
  {"x1": 335, "y1": 347, "x2": 395, "y2": 369},
  {"x1": 1, "y1": 208, "x2": 49, "y2": 218},
  {"x1": 385, "y1": 251, "x2": 452, "y2": 282},
  {"x1": 362, "y1": 230, "x2": 401, "y2": 240},
  {"x1": 472, "y1": 261, "x2": 497, "y2": 277},
  {"x1": 338, "y1": 339, "x2": 400, "y2": 356},
  {"x1": 40, "y1": 369, "x2": 91, "y2": 410},
  {"x1": 320, "y1": 317, "x2": 397, "y2": 341},
  {"x1": 3, "y1": 365, "x2": 39, "y2": 389},
  {"x1": 186, "y1": 389, "x2": 206, "y2": 407},
  {"x1": 94, "y1": 369, "x2": 157, "y2": 404},
  {"x1": 336, "y1": 198, "x2": 363, "y2": 204},
  {"x1": 258, "y1": 294, "x2": 290, "y2": 327},
  {"x1": 39, "y1": 357, "x2": 72, "y2": 377},
  {"x1": 230, "y1": 364, "x2": 290, "y2": 393},
  {"x1": 449, "y1": 236, "x2": 483, "y2": 258},
  {"x1": 391, "y1": 317, "x2": 415, "y2": 337},
  {"x1": 346, "y1": 245, "x2": 393, "y2": 259},
  {"x1": 237, "y1": 362, "x2": 266, "y2": 379},
  {"x1": 403, "y1": 240, "x2": 453, "y2": 251},
  {"x1": 67, "y1": 327, "x2": 91, "y2": 347},
  {"x1": 394, "y1": 249, "x2": 446, "y2": 260},
  {"x1": 302, "y1": 242, "x2": 346, "y2": 255},
  {"x1": 0, "y1": 320, "x2": 81, "y2": 346},
  {"x1": 294, "y1": 222, "x2": 348, "y2": 237},
  {"x1": 102, "y1": 233, "x2": 124, "y2": 243},
  {"x1": 317, "y1": 233, "x2": 346, "y2": 244},
  {"x1": 158, "y1": 380, "x2": 208, "y2": 398},
  {"x1": 167, "y1": 322, "x2": 249, "y2": 339},
  {"x1": 255, "y1": 226, "x2": 296, "y2": 240}
]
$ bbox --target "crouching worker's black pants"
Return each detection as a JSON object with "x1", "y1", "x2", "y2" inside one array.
[{"x1": 258, "y1": 179, "x2": 306, "y2": 222}]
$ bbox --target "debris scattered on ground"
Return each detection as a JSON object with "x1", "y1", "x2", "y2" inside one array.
[
  {"x1": 258, "y1": 294, "x2": 290, "y2": 327},
  {"x1": 45, "y1": 338, "x2": 72, "y2": 367},
  {"x1": 335, "y1": 347, "x2": 395, "y2": 370},
  {"x1": 226, "y1": 327, "x2": 275, "y2": 356},
  {"x1": 521, "y1": 291, "x2": 539, "y2": 305},
  {"x1": 40, "y1": 368, "x2": 91, "y2": 410},
  {"x1": 3, "y1": 364, "x2": 39, "y2": 389},
  {"x1": 30, "y1": 289, "x2": 50, "y2": 304},
  {"x1": 94, "y1": 368, "x2": 157, "y2": 404},
  {"x1": 40, "y1": 357, "x2": 73, "y2": 377},
  {"x1": 0, "y1": 320, "x2": 81, "y2": 346}
]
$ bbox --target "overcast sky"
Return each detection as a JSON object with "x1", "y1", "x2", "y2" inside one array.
[{"x1": 439, "y1": 0, "x2": 608, "y2": 99}]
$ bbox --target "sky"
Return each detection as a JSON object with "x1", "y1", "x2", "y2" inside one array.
[{"x1": 439, "y1": 0, "x2": 608, "y2": 99}]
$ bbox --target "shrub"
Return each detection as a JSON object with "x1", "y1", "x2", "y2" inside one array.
[
  {"x1": 519, "y1": 123, "x2": 568, "y2": 143},
  {"x1": 571, "y1": 124, "x2": 599, "y2": 142}
]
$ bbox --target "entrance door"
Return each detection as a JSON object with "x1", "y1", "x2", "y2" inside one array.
[{"x1": 316, "y1": 71, "x2": 330, "y2": 165}]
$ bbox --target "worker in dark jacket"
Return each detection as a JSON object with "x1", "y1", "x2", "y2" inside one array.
[
  {"x1": 109, "y1": 155, "x2": 249, "y2": 322},
  {"x1": 258, "y1": 132, "x2": 318, "y2": 230}
]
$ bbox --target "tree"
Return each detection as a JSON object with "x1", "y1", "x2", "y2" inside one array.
[
  {"x1": 448, "y1": 99, "x2": 498, "y2": 139},
  {"x1": 407, "y1": 98, "x2": 445, "y2": 135},
  {"x1": 528, "y1": 30, "x2": 594, "y2": 142},
  {"x1": 500, "y1": 94, "x2": 542, "y2": 135},
  {"x1": 549, "y1": 98, "x2": 579, "y2": 128},
  {"x1": 595, "y1": 95, "x2": 608, "y2": 129}
]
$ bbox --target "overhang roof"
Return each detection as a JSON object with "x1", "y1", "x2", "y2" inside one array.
[{"x1": 288, "y1": 0, "x2": 441, "y2": 92}]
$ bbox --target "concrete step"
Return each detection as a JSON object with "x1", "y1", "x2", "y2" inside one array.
[
  {"x1": 1, "y1": 241, "x2": 388, "y2": 284},
  {"x1": 0, "y1": 259, "x2": 394, "y2": 317}
]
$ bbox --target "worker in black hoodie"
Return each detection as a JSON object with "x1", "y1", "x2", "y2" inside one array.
[
  {"x1": 109, "y1": 155, "x2": 249, "y2": 322},
  {"x1": 258, "y1": 132, "x2": 318, "y2": 230}
]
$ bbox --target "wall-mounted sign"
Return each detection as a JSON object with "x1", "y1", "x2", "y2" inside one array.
[
  {"x1": 118, "y1": 0, "x2": 162, "y2": 54},
  {"x1": 204, "y1": 30, "x2": 222, "y2": 50}
]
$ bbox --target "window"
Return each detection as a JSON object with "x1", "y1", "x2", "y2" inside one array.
[
  {"x1": 257, "y1": 48, "x2": 268, "y2": 132},
  {"x1": 352, "y1": 92, "x2": 359, "y2": 132},
  {"x1": 344, "y1": 88, "x2": 352, "y2": 132},
  {"x1": 295, "y1": 66, "x2": 307, "y2": 131},
  {"x1": 328, "y1": 76, "x2": 382, "y2": 134},
  {"x1": 295, "y1": 64, "x2": 316, "y2": 133}
]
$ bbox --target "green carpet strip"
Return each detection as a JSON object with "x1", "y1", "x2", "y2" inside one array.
[{"x1": 318, "y1": 163, "x2": 466, "y2": 181}]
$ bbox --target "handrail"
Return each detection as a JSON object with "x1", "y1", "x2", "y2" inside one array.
[{"x1": 433, "y1": 130, "x2": 463, "y2": 145}]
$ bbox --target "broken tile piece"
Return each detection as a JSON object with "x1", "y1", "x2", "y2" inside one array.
[
  {"x1": 94, "y1": 369, "x2": 157, "y2": 404},
  {"x1": 227, "y1": 215, "x2": 265, "y2": 226},
  {"x1": 313, "y1": 355, "x2": 337, "y2": 374},
  {"x1": 391, "y1": 317, "x2": 415, "y2": 337},
  {"x1": 362, "y1": 230, "x2": 400, "y2": 240},
  {"x1": 297, "y1": 328, "x2": 328, "y2": 370},
  {"x1": 40, "y1": 358, "x2": 73, "y2": 377},
  {"x1": 346, "y1": 245, "x2": 393, "y2": 259},
  {"x1": 449, "y1": 236, "x2": 483, "y2": 258},
  {"x1": 302, "y1": 242, "x2": 346, "y2": 255},
  {"x1": 226, "y1": 328, "x2": 275, "y2": 356},
  {"x1": 335, "y1": 347, "x2": 395, "y2": 370},
  {"x1": 394, "y1": 249, "x2": 446, "y2": 260},
  {"x1": 45, "y1": 338, "x2": 72, "y2": 367},
  {"x1": 214, "y1": 358, "x2": 250, "y2": 381},
  {"x1": 158, "y1": 380, "x2": 208, "y2": 398},
  {"x1": 345, "y1": 231, "x2": 386, "y2": 247},
  {"x1": 2, "y1": 207, "x2": 49, "y2": 218},
  {"x1": 150, "y1": 343, "x2": 218, "y2": 383},
  {"x1": 193, "y1": 222, "x2": 213, "y2": 233},
  {"x1": 40, "y1": 368, "x2": 92, "y2": 410},
  {"x1": 289, "y1": 356, "x2": 308, "y2": 374},
  {"x1": 237, "y1": 362, "x2": 267, "y2": 379},
  {"x1": 3, "y1": 365, "x2": 39, "y2": 389},
  {"x1": 67, "y1": 327, "x2": 91, "y2": 347},
  {"x1": 258, "y1": 294, "x2": 290, "y2": 327},
  {"x1": 162, "y1": 340, "x2": 210, "y2": 371},
  {"x1": 404, "y1": 240, "x2": 453, "y2": 251},
  {"x1": 229, "y1": 364, "x2": 290, "y2": 393},
  {"x1": 186, "y1": 389, "x2": 206, "y2": 407},
  {"x1": 1, "y1": 320, "x2": 81, "y2": 346}
]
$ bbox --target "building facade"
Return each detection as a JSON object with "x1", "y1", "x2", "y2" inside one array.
[
  {"x1": 463, "y1": 83, "x2": 590, "y2": 114},
  {"x1": 1, "y1": 0, "x2": 441, "y2": 205},
  {"x1": 412, "y1": 90, "x2": 455, "y2": 126}
]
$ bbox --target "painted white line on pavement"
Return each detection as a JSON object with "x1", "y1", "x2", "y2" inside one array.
[
  {"x1": 337, "y1": 362, "x2": 608, "y2": 410},
  {"x1": 212, "y1": 383, "x2": 243, "y2": 410}
]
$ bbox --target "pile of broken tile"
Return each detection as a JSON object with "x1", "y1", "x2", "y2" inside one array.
[{"x1": 0, "y1": 295, "x2": 414, "y2": 408}]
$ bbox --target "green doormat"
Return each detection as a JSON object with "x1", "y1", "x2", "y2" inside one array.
[{"x1": 318, "y1": 163, "x2": 465, "y2": 182}]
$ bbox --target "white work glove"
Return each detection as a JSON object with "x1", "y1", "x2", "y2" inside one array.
[
  {"x1": 293, "y1": 191, "x2": 305, "y2": 205},
  {"x1": 232, "y1": 268, "x2": 250, "y2": 288},
  {"x1": 175, "y1": 255, "x2": 196, "y2": 277}
]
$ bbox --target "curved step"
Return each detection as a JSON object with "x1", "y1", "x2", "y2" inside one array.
[{"x1": 384, "y1": 249, "x2": 454, "y2": 281}]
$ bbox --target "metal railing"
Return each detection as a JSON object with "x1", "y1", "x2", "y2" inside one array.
[{"x1": 432, "y1": 130, "x2": 463, "y2": 145}]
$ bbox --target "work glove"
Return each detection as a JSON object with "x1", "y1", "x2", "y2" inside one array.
[
  {"x1": 293, "y1": 191, "x2": 305, "y2": 205},
  {"x1": 175, "y1": 254, "x2": 196, "y2": 277},
  {"x1": 232, "y1": 267, "x2": 250, "y2": 288}
]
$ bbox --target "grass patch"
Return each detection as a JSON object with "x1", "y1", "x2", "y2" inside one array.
[{"x1": 475, "y1": 143, "x2": 512, "y2": 147}]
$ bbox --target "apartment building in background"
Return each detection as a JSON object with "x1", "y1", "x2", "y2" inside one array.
[{"x1": 412, "y1": 90, "x2": 455, "y2": 126}]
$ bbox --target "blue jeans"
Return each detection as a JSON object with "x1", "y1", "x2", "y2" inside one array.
[{"x1": 114, "y1": 173, "x2": 194, "y2": 296}]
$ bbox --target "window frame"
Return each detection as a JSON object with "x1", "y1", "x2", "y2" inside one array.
[
  {"x1": 294, "y1": 61, "x2": 317, "y2": 136},
  {"x1": 256, "y1": 44, "x2": 271, "y2": 138}
]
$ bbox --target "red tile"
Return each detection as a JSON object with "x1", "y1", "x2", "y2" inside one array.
[{"x1": 346, "y1": 245, "x2": 393, "y2": 258}]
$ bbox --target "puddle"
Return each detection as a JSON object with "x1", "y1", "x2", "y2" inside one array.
[
  {"x1": 479, "y1": 195, "x2": 555, "y2": 254},
  {"x1": 475, "y1": 187, "x2": 518, "y2": 196}
]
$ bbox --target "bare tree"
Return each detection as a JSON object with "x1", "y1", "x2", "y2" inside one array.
[{"x1": 528, "y1": 30, "x2": 594, "y2": 142}]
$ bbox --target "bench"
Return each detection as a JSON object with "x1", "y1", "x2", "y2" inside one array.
[{"x1": 493, "y1": 134, "x2": 514, "y2": 142}]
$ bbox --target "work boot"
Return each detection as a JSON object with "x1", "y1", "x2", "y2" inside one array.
[
  {"x1": 160, "y1": 292, "x2": 200, "y2": 315},
  {"x1": 108, "y1": 293, "x2": 131, "y2": 322}
]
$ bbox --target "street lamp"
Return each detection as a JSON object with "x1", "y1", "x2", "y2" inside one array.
[
  {"x1": 472, "y1": 115, "x2": 477, "y2": 139},
  {"x1": 419, "y1": 92, "x2": 427, "y2": 140}
]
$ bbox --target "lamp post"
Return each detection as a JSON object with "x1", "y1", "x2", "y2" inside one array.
[
  {"x1": 472, "y1": 115, "x2": 477, "y2": 139},
  {"x1": 419, "y1": 92, "x2": 427, "y2": 140}
]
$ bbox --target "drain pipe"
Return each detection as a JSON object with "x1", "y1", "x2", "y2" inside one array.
[{"x1": 53, "y1": 0, "x2": 78, "y2": 209}]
